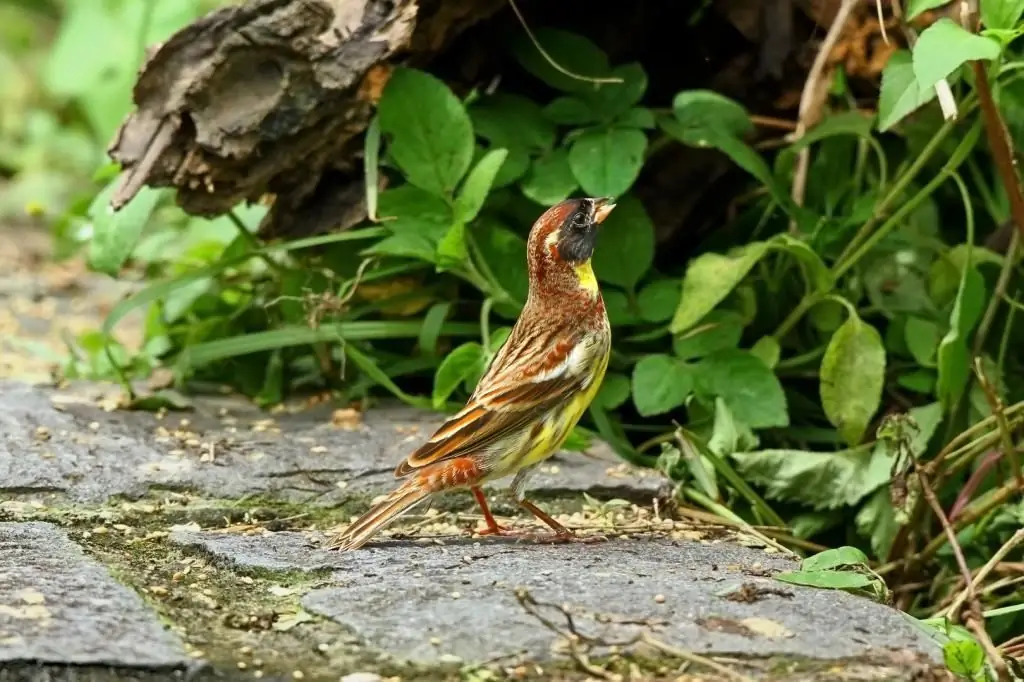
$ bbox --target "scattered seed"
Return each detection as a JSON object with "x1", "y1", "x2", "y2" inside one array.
[{"x1": 654, "y1": 594, "x2": 666, "y2": 603}]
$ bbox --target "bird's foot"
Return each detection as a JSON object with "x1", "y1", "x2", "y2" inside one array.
[{"x1": 474, "y1": 522, "x2": 517, "y2": 537}]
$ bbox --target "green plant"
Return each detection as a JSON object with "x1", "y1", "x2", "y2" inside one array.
[{"x1": 6, "y1": 1, "x2": 1024, "y2": 675}]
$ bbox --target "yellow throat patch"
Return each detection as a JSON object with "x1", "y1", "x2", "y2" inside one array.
[{"x1": 574, "y1": 261, "x2": 599, "y2": 294}]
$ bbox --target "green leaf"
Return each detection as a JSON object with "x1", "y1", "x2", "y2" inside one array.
[
  {"x1": 632, "y1": 354, "x2": 694, "y2": 417},
  {"x1": 801, "y1": 546, "x2": 870, "y2": 571},
  {"x1": 595, "y1": 373, "x2": 630, "y2": 410},
  {"x1": 512, "y1": 28, "x2": 611, "y2": 95},
  {"x1": 568, "y1": 127, "x2": 647, "y2": 198},
  {"x1": 770, "y1": 234, "x2": 833, "y2": 292},
  {"x1": 433, "y1": 342, "x2": 485, "y2": 408},
  {"x1": 907, "y1": 0, "x2": 955, "y2": 19},
  {"x1": 587, "y1": 63, "x2": 648, "y2": 120},
  {"x1": 904, "y1": 317, "x2": 942, "y2": 367},
  {"x1": 489, "y1": 146, "x2": 530, "y2": 188},
  {"x1": 673, "y1": 310, "x2": 745, "y2": 360},
  {"x1": 591, "y1": 194, "x2": 654, "y2": 290},
  {"x1": 734, "y1": 404, "x2": 940, "y2": 509},
  {"x1": 938, "y1": 267, "x2": 985, "y2": 410},
  {"x1": 774, "y1": 569, "x2": 876, "y2": 590},
  {"x1": 696, "y1": 350, "x2": 788, "y2": 429},
  {"x1": 670, "y1": 242, "x2": 769, "y2": 334},
  {"x1": 475, "y1": 221, "x2": 530, "y2": 307},
  {"x1": 981, "y1": 0, "x2": 1024, "y2": 29},
  {"x1": 616, "y1": 107, "x2": 656, "y2": 129},
  {"x1": 820, "y1": 312, "x2": 886, "y2": 446},
  {"x1": 672, "y1": 90, "x2": 753, "y2": 138},
  {"x1": 470, "y1": 94, "x2": 555, "y2": 151},
  {"x1": 943, "y1": 641, "x2": 986, "y2": 677},
  {"x1": 87, "y1": 182, "x2": 162, "y2": 276},
  {"x1": 377, "y1": 185, "x2": 454, "y2": 235},
  {"x1": 856, "y1": 488, "x2": 901, "y2": 558},
  {"x1": 454, "y1": 148, "x2": 508, "y2": 224},
  {"x1": 378, "y1": 68, "x2": 474, "y2": 197},
  {"x1": 520, "y1": 149, "x2": 579, "y2": 206},
  {"x1": 543, "y1": 97, "x2": 599, "y2": 125},
  {"x1": 419, "y1": 302, "x2": 451, "y2": 356},
  {"x1": 436, "y1": 222, "x2": 468, "y2": 268},
  {"x1": 878, "y1": 50, "x2": 938, "y2": 131},
  {"x1": 637, "y1": 279, "x2": 680, "y2": 323},
  {"x1": 913, "y1": 19, "x2": 1001, "y2": 90},
  {"x1": 750, "y1": 336, "x2": 781, "y2": 369}
]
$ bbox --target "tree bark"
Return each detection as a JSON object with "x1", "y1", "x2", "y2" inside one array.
[{"x1": 108, "y1": 0, "x2": 502, "y2": 238}]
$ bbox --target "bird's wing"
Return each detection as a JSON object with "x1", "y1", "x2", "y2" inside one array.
[{"x1": 394, "y1": 322, "x2": 592, "y2": 476}]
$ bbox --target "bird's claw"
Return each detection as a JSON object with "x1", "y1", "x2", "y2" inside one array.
[{"x1": 518, "y1": 531, "x2": 608, "y2": 545}]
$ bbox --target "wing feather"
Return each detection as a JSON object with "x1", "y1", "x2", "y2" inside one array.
[{"x1": 394, "y1": 323, "x2": 590, "y2": 477}]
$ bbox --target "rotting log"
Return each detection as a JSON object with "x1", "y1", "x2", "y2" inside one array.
[{"x1": 108, "y1": 0, "x2": 504, "y2": 239}]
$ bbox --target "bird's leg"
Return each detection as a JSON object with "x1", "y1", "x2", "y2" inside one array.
[
  {"x1": 470, "y1": 486, "x2": 512, "y2": 536},
  {"x1": 517, "y1": 499, "x2": 604, "y2": 544}
]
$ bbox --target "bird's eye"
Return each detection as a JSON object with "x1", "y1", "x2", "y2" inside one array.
[{"x1": 571, "y1": 211, "x2": 588, "y2": 228}]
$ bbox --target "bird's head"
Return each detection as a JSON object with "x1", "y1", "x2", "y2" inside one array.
[{"x1": 526, "y1": 197, "x2": 615, "y2": 295}]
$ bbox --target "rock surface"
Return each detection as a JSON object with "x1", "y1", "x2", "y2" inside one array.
[
  {"x1": 0, "y1": 380, "x2": 665, "y2": 507},
  {"x1": 0, "y1": 522, "x2": 188, "y2": 668},
  {"x1": 173, "y1": 530, "x2": 942, "y2": 666}
]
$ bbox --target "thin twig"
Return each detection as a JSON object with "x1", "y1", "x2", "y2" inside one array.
[
  {"x1": 790, "y1": 0, "x2": 860, "y2": 228},
  {"x1": 945, "y1": 529, "x2": 1024, "y2": 619},
  {"x1": 918, "y1": 467, "x2": 1009, "y2": 680},
  {"x1": 507, "y1": 0, "x2": 622, "y2": 86},
  {"x1": 638, "y1": 633, "x2": 756, "y2": 682},
  {"x1": 972, "y1": 359, "x2": 1023, "y2": 491}
]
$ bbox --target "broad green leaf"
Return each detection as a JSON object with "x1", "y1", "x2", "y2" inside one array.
[
  {"x1": 899, "y1": 369, "x2": 937, "y2": 394},
  {"x1": 587, "y1": 63, "x2": 648, "y2": 120},
  {"x1": 637, "y1": 279, "x2": 680, "y2": 323},
  {"x1": 981, "y1": 0, "x2": 1024, "y2": 29},
  {"x1": 820, "y1": 312, "x2": 886, "y2": 446},
  {"x1": 595, "y1": 373, "x2": 630, "y2": 410},
  {"x1": 489, "y1": 145, "x2": 530, "y2": 188},
  {"x1": 938, "y1": 267, "x2": 984, "y2": 410},
  {"x1": 378, "y1": 68, "x2": 474, "y2": 197},
  {"x1": 801, "y1": 546, "x2": 870, "y2": 571},
  {"x1": 543, "y1": 97, "x2": 599, "y2": 125},
  {"x1": 907, "y1": 0, "x2": 954, "y2": 19},
  {"x1": 591, "y1": 194, "x2": 654, "y2": 290},
  {"x1": 672, "y1": 90, "x2": 753, "y2": 138},
  {"x1": 904, "y1": 317, "x2": 942, "y2": 367},
  {"x1": 568, "y1": 127, "x2": 647, "y2": 198},
  {"x1": 419, "y1": 302, "x2": 451, "y2": 356},
  {"x1": 433, "y1": 342, "x2": 485, "y2": 408},
  {"x1": 733, "y1": 403, "x2": 940, "y2": 509},
  {"x1": 673, "y1": 310, "x2": 745, "y2": 360},
  {"x1": 750, "y1": 336, "x2": 781, "y2": 369},
  {"x1": 604, "y1": 289, "x2": 641, "y2": 326},
  {"x1": 943, "y1": 641, "x2": 986, "y2": 677},
  {"x1": 454, "y1": 149, "x2": 508, "y2": 224},
  {"x1": 913, "y1": 19, "x2": 1001, "y2": 90},
  {"x1": 770, "y1": 234, "x2": 833, "y2": 292},
  {"x1": 512, "y1": 28, "x2": 611, "y2": 95},
  {"x1": 436, "y1": 222, "x2": 467, "y2": 268},
  {"x1": 878, "y1": 50, "x2": 938, "y2": 131},
  {"x1": 87, "y1": 183, "x2": 162, "y2": 276},
  {"x1": 470, "y1": 94, "x2": 555, "y2": 151},
  {"x1": 520, "y1": 149, "x2": 578, "y2": 206},
  {"x1": 670, "y1": 242, "x2": 769, "y2": 334},
  {"x1": 632, "y1": 354, "x2": 693, "y2": 417},
  {"x1": 377, "y1": 185, "x2": 454, "y2": 235},
  {"x1": 695, "y1": 349, "x2": 788, "y2": 429},
  {"x1": 856, "y1": 488, "x2": 901, "y2": 558},
  {"x1": 774, "y1": 569, "x2": 876, "y2": 590},
  {"x1": 616, "y1": 107, "x2": 656, "y2": 129},
  {"x1": 475, "y1": 221, "x2": 529, "y2": 306},
  {"x1": 708, "y1": 397, "x2": 756, "y2": 459},
  {"x1": 778, "y1": 111, "x2": 876, "y2": 159}
]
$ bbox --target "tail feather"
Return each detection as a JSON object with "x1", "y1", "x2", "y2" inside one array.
[{"x1": 326, "y1": 481, "x2": 430, "y2": 551}]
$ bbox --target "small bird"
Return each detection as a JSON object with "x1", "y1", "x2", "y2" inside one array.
[{"x1": 326, "y1": 197, "x2": 616, "y2": 551}]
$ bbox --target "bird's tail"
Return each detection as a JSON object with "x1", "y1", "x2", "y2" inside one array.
[{"x1": 325, "y1": 479, "x2": 431, "y2": 551}]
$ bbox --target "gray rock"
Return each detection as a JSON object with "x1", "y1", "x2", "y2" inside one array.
[
  {"x1": 0, "y1": 380, "x2": 665, "y2": 506},
  {"x1": 0, "y1": 522, "x2": 189, "y2": 668},
  {"x1": 170, "y1": 530, "x2": 943, "y2": 667}
]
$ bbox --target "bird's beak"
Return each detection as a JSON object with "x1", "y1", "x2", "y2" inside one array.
[{"x1": 593, "y1": 197, "x2": 616, "y2": 224}]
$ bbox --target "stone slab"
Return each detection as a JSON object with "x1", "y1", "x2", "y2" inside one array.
[
  {"x1": 170, "y1": 530, "x2": 943, "y2": 668},
  {"x1": 0, "y1": 522, "x2": 189, "y2": 668},
  {"x1": 0, "y1": 380, "x2": 665, "y2": 507}
]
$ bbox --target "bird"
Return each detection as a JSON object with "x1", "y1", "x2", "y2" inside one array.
[{"x1": 325, "y1": 196, "x2": 616, "y2": 551}]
